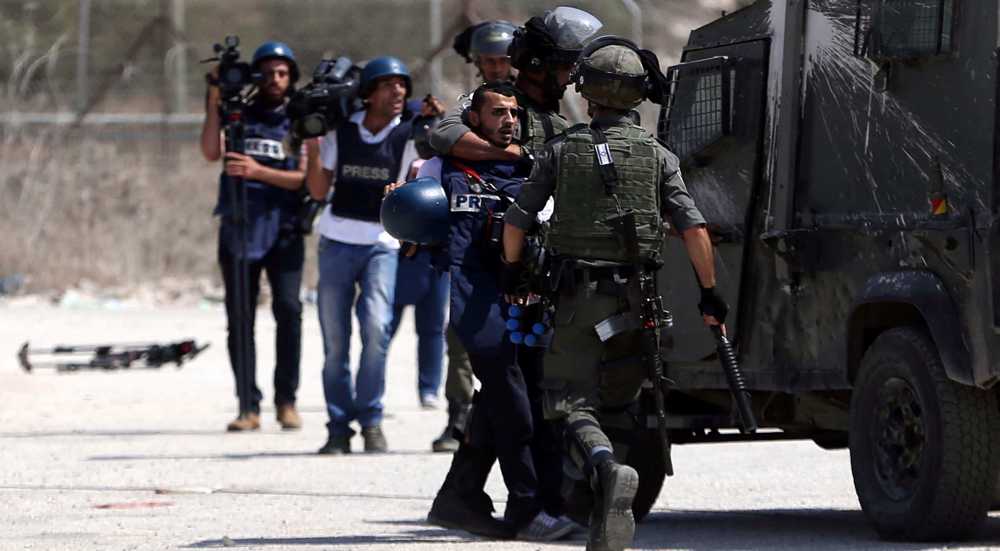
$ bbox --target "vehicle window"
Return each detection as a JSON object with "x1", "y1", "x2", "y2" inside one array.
[
  {"x1": 855, "y1": 0, "x2": 954, "y2": 60},
  {"x1": 658, "y1": 57, "x2": 735, "y2": 164}
]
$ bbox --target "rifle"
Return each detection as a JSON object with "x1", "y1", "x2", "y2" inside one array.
[
  {"x1": 18, "y1": 340, "x2": 208, "y2": 373},
  {"x1": 610, "y1": 211, "x2": 674, "y2": 476}
]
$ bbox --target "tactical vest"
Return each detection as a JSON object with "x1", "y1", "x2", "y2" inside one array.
[
  {"x1": 519, "y1": 103, "x2": 567, "y2": 153},
  {"x1": 546, "y1": 122, "x2": 663, "y2": 263},
  {"x1": 439, "y1": 157, "x2": 531, "y2": 273},
  {"x1": 214, "y1": 101, "x2": 300, "y2": 221},
  {"x1": 328, "y1": 117, "x2": 413, "y2": 222}
]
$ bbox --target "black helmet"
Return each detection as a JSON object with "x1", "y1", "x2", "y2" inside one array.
[
  {"x1": 509, "y1": 6, "x2": 603, "y2": 71},
  {"x1": 380, "y1": 177, "x2": 449, "y2": 245}
]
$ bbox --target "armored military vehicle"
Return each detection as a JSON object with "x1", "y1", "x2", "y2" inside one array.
[{"x1": 630, "y1": 0, "x2": 1000, "y2": 541}]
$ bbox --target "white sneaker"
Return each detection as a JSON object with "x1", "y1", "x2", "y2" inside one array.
[
  {"x1": 516, "y1": 511, "x2": 576, "y2": 541},
  {"x1": 420, "y1": 394, "x2": 440, "y2": 410}
]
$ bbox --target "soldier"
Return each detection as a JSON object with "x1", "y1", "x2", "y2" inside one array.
[{"x1": 502, "y1": 40, "x2": 729, "y2": 551}]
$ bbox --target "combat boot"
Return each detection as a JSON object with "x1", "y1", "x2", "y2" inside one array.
[
  {"x1": 431, "y1": 400, "x2": 469, "y2": 452},
  {"x1": 226, "y1": 412, "x2": 260, "y2": 432},
  {"x1": 361, "y1": 425, "x2": 388, "y2": 453},
  {"x1": 588, "y1": 461, "x2": 639, "y2": 551}
]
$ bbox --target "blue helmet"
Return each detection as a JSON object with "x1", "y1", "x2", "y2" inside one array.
[
  {"x1": 360, "y1": 56, "x2": 412, "y2": 99},
  {"x1": 252, "y1": 41, "x2": 299, "y2": 83},
  {"x1": 380, "y1": 177, "x2": 449, "y2": 245}
]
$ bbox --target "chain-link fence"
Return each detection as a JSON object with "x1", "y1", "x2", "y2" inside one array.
[{"x1": 0, "y1": 0, "x2": 749, "y2": 291}]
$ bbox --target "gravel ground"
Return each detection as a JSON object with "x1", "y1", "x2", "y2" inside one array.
[{"x1": 2, "y1": 301, "x2": 999, "y2": 550}]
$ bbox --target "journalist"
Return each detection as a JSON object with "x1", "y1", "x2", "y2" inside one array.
[
  {"x1": 200, "y1": 41, "x2": 305, "y2": 432},
  {"x1": 305, "y1": 56, "x2": 420, "y2": 455}
]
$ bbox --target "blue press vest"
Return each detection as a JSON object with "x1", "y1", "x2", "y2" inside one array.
[
  {"x1": 328, "y1": 118, "x2": 413, "y2": 222},
  {"x1": 438, "y1": 157, "x2": 532, "y2": 355},
  {"x1": 214, "y1": 101, "x2": 300, "y2": 260}
]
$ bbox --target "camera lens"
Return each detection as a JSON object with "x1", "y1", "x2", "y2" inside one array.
[
  {"x1": 223, "y1": 67, "x2": 244, "y2": 86},
  {"x1": 302, "y1": 115, "x2": 326, "y2": 137}
]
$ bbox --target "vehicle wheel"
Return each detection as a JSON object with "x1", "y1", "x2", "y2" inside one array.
[
  {"x1": 625, "y1": 428, "x2": 667, "y2": 522},
  {"x1": 849, "y1": 327, "x2": 1000, "y2": 541}
]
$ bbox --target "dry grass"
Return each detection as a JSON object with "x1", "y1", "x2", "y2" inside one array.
[{"x1": 0, "y1": 128, "x2": 221, "y2": 291}]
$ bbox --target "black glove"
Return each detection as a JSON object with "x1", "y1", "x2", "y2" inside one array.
[
  {"x1": 698, "y1": 286, "x2": 729, "y2": 324},
  {"x1": 500, "y1": 260, "x2": 527, "y2": 296}
]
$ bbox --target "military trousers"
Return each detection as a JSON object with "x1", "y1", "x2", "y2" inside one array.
[{"x1": 542, "y1": 281, "x2": 646, "y2": 477}]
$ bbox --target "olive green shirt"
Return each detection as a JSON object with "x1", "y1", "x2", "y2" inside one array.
[{"x1": 505, "y1": 112, "x2": 706, "y2": 232}]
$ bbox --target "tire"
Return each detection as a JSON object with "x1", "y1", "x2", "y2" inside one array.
[
  {"x1": 848, "y1": 327, "x2": 1000, "y2": 541},
  {"x1": 625, "y1": 428, "x2": 667, "y2": 522}
]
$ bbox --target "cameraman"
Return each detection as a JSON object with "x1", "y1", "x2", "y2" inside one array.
[
  {"x1": 305, "y1": 56, "x2": 421, "y2": 455},
  {"x1": 201, "y1": 41, "x2": 305, "y2": 433}
]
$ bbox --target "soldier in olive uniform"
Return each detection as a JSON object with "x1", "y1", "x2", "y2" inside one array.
[{"x1": 502, "y1": 41, "x2": 729, "y2": 551}]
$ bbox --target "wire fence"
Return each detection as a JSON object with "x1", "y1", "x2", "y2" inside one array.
[{"x1": 0, "y1": 0, "x2": 749, "y2": 291}]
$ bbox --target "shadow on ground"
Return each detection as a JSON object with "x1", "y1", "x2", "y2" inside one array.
[
  {"x1": 86, "y1": 449, "x2": 435, "y2": 461},
  {"x1": 186, "y1": 527, "x2": 471, "y2": 548},
  {"x1": 633, "y1": 508, "x2": 1000, "y2": 549}
]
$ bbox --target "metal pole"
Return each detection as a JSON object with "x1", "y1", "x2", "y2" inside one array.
[
  {"x1": 76, "y1": 0, "x2": 91, "y2": 116},
  {"x1": 430, "y1": 0, "x2": 443, "y2": 96},
  {"x1": 620, "y1": 0, "x2": 643, "y2": 47},
  {"x1": 172, "y1": 0, "x2": 187, "y2": 115}
]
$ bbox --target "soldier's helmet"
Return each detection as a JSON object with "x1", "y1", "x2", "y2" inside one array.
[
  {"x1": 469, "y1": 21, "x2": 517, "y2": 60},
  {"x1": 510, "y1": 6, "x2": 603, "y2": 70},
  {"x1": 574, "y1": 44, "x2": 647, "y2": 110}
]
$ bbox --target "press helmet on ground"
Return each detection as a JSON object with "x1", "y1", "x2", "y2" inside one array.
[{"x1": 251, "y1": 41, "x2": 299, "y2": 84}]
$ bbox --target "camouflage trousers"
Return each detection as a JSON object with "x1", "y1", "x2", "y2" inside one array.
[{"x1": 542, "y1": 281, "x2": 645, "y2": 478}]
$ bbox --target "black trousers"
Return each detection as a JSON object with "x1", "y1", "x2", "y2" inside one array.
[
  {"x1": 443, "y1": 343, "x2": 564, "y2": 526},
  {"x1": 218, "y1": 230, "x2": 304, "y2": 413}
]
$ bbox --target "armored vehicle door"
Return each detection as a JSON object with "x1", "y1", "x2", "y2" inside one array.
[{"x1": 658, "y1": 40, "x2": 768, "y2": 362}]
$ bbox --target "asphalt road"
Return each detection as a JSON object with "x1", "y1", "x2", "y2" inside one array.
[{"x1": 2, "y1": 302, "x2": 1000, "y2": 550}]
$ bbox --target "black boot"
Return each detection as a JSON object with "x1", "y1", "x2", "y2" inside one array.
[
  {"x1": 587, "y1": 461, "x2": 638, "y2": 551},
  {"x1": 432, "y1": 400, "x2": 469, "y2": 453},
  {"x1": 428, "y1": 443, "x2": 512, "y2": 539}
]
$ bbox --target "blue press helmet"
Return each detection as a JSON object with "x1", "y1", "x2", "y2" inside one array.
[
  {"x1": 252, "y1": 41, "x2": 299, "y2": 83},
  {"x1": 360, "y1": 56, "x2": 412, "y2": 99},
  {"x1": 380, "y1": 177, "x2": 449, "y2": 245}
]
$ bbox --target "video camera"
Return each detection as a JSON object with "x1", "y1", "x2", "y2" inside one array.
[
  {"x1": 287, "y1": 57, "x2": 362, "y2": 140},
  {"x1": 209, "y1": 35, "x2": 256, "y2": 102}
]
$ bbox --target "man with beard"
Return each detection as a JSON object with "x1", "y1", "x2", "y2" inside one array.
[
  {"x1": 200, "y1": 41, "x2": 305, "y2": 433},
  {"x1": 426, "y1": 18, "x2": 519, "y2": 455},
  {"x1": 394, "y1": 82, "x2": 573, "y2": 541},
  {"x1": 429, "y1": 7, "x2": 603, "y2": 160},
  {"x1": 305, "y1": 57, "x2": 420, "y2": 455}
]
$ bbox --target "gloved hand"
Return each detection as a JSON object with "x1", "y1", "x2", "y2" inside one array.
[
  {"x1": 698, "y1": 286, "x2": 729, "y2": 325},
  {"x1": 500, "y1": 260, "x2": 527, "y2": 296}
]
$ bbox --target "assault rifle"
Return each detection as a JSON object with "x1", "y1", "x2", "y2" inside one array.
[
  {"x1": 608, "y1": 211, "x2": 674, "y2": 476},
  {"x1": 19, "y1": 340, "x2": 208, "y2": 373}
]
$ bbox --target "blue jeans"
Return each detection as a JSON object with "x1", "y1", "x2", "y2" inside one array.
[
  {"x1": 388, "y1": 249, "x2": 448, "y2": 398},
  {"x1": 318, "y1": 237, "x2": 398, "y2": 437}
]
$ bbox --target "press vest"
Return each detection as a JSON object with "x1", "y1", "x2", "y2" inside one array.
[
  {"x1": 546, "y1": 122, "x2": 664, "y2": 263},
  {"x1": 439, "y1": 157, "x2": 532, "y2": 274},
  {"x1": 214, "y1": 101, "x2": 300, "y2": 220},
  {"x1": 214, "y1": 101, "x2": 301, "y2": 260},
  {"x1": 328, "y1": 117, "x2": 413, "y2": 222}
]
